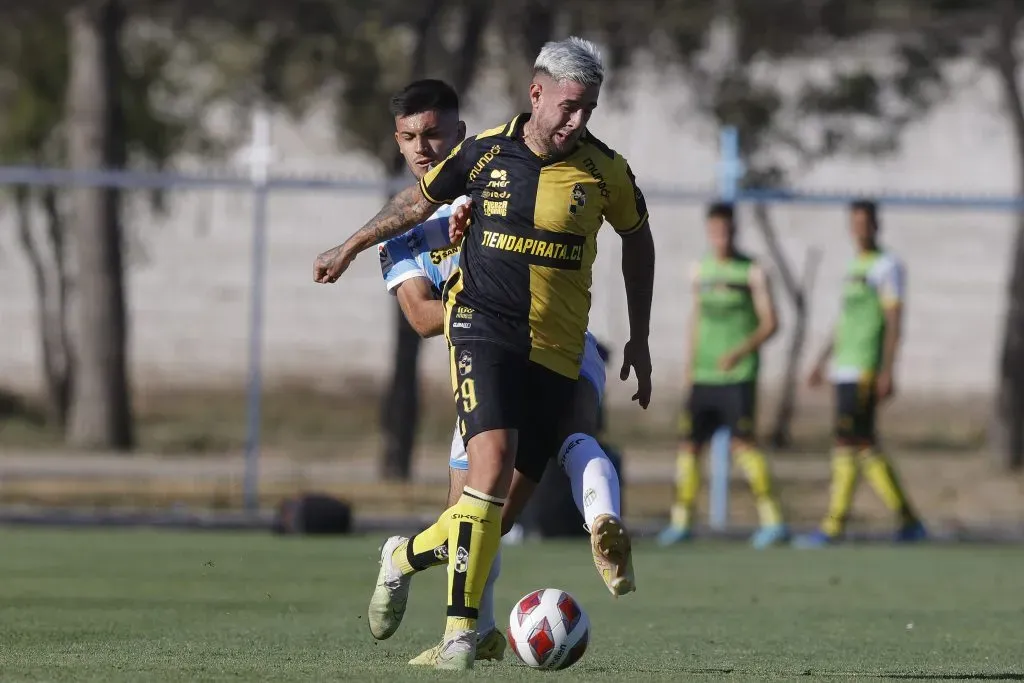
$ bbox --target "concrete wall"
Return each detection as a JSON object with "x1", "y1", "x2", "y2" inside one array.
[{"x1": 0, "y1": 65, "x2": 1016, "y2": 409}]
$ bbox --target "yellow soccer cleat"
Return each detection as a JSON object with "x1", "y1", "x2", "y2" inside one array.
[
  {"x1": 408, "y1": 644, "x2": 439, "y2": 667},
  {"x1": 409, "y1": 628, "x2": 503, "y2": 666},
  {"x1": 408, "y1": 629, "x2": 476, "y2": 670},
  {"x1": 590, "y1": 513, "x2": 636, "y2": 597}
]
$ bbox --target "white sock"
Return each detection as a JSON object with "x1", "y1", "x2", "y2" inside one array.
[
  {"x1": 477, "y1": 548, "x2": 500, "y2": 634},
  {"x1": 558, "y1": 433, "x2": 622, "y2": 529}
]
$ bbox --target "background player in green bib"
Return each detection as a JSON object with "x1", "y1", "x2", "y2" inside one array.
[
  {"x1": 659, "y1": 203, "x2": 789, "y2": 549},
  {"x1": 795, "y1": 200, "x2": 927, "y2": 548}
]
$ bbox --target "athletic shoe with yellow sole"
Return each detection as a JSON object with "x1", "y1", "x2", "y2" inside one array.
[
  {"x1": 408, "y1": 629, "x2": 477, "y2": 670},
  {"x1": 409, "y1": 628, "x2": 504, "y2": 666},
  {"x1": 590, "y1": 513, "x2": 636, "y2": 597}
]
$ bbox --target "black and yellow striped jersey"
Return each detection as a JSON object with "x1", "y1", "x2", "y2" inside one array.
[{"x1": 420, "y1": 114, "x2": 649, "y2": 379}]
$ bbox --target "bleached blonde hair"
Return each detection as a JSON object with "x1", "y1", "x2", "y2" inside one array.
[{"x1": 533, "y1": 36, "x2": 604, "y2": 86}]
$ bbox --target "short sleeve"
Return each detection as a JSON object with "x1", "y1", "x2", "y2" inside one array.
[
  {"x1": 604, "y1": 156, "x2": 649, "y2": 236},
  {"x1": 419, "y1": 196, "x2": 469, "y2": 250},
  {"x1": 379, "y1": 234, "x2": 428, "y2": 295},
  {"x1": 420, "y1": 139, "x2": 474, "y2": 205},
  {"x1": 873, "y1": 255, "x2": 905, "y2": 308}
]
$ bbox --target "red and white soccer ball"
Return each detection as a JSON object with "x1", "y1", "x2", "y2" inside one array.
[{"x1": 506, "y1": 588, "x2": 590, "y2": 670}]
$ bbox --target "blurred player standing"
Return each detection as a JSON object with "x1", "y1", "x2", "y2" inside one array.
[
  {"x1": 658, "y1": 203, "x2": 789, "y2": 549},
  {"x1": 314, "y1": 37, "x2": 654, "y2": 670},
  {"x1": 795, "y1": 200, "x2": 927, "y2": 547}
]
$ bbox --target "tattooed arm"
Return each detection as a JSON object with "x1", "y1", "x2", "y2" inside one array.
[{"x1": 314, "y1": 184, "x2": 436, "y2": 284}]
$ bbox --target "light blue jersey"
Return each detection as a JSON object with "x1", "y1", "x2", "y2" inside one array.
[{"x1": 378, "y1": 197, "x2": 468, "y2": 295}]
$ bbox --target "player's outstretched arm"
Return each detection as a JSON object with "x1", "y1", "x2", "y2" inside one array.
[
  {"x1": 314, "y1": 184, "x2": 436, "y2": 284},
  {"x1": 619, "y1": 221, "x2": 655, "y2": 408},
  {"x1": 396, "y1": 278, "x2": 445, "y2": 338}
]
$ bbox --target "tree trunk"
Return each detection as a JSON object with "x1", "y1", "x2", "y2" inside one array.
[
  {"x1": 377, "y1": 2, "x2": 439, "y2": 481},
  {"x1": 43, "y1": 185, "x2": 75, "y2": 428},
  {"x1": 65, "y1": 0, "x2": 133, "y2": 450},
  {"x1": 993, "y1": 219, "x2": 1024, "y2": 470},
  {"x1": 376, "y1": 0, "x2": 494, "y2": 481},
  {"x1": 452, "y1": 0, "x2": 493, "y2": 92},
  {"x1": 771, "y1": 248, "x2": 821, "y2": 448},
  {"x1": 14, "y1": 186, "x2": 74, "y2": 429},
  {"x1": 990, "y1": 5, "x2": 1024, "y2": 470},
  {"x1": 752, "y1": 204, "x2": 821, "y2": 448},
  {"x1": 379, "y1": 134, "x2": 421, "y2": 481},
  {"x1": 380, "y1": 296, "x2": 423, "y2": 481}
]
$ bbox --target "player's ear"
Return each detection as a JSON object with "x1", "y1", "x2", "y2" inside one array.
[
  {"x1": 456, "y1": 120, "x2": 466, "y2": 143},
  {"x1": 529, "y1": 81, "x2": 543, "y2": 108},
  {"x1": 393, "y1": 130, "x2": 401, "y2": 149}
]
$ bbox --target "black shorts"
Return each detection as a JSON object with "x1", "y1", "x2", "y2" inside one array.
[
  {"x1": 834, "y1": 381, "x2": 877, "y2": 442},
  {"x1": 679, "y1": 382, "x2": 757, "y2": 445},
  {"x1": 449, "y1": 340, "x2": 577, "y2": 482}
]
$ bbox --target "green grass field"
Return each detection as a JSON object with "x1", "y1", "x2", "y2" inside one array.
[{"x1": 0, "y1": 528, "x2": 1022, "y2": 682}]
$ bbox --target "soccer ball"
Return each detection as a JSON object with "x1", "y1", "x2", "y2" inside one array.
[{"x1": 506, "y1": 588, "x2": 590, "y2": 670}]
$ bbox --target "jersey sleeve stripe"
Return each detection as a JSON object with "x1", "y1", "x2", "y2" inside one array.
[
  {"x1": 385, "y1": 269, "x2": 430, "y2": 293},
  {"x1": 419, "y1": 176, "x2": 443, "y2": 205},
  {"x1": 615, "y1": 211, "x2": 650, "y2": 236}
]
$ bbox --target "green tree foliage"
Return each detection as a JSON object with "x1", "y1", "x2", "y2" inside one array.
[{"x1": 0, "y1": 6, "x2": 223, "y2": 437}]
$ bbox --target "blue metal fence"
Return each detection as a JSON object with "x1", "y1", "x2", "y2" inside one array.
[{"x1": 2, "y1": 123, "x2": 1021, "y2": 522}]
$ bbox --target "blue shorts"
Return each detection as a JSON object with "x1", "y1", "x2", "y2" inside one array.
[{"x1": 448, "y1": 331, "x2": 606, "y2": 470}]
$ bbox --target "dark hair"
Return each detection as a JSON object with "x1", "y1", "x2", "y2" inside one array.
[
  {"x1": 706, "y1": 201, "x2": 735, "y2": 223},
  {"x1": 850, "y1": 198, "x2": 879, "y2": 228},
  {"x1": 389, "y1": 79, "x2": 459, "y2": 118}
]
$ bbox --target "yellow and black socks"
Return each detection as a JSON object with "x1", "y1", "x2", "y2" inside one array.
[
  {"x1": 734, "y1": 446, "x2": 784, "y2": 528},
  {"x1": 670, "y1": 448, "x2": 700, "y2": 529},
  {"x1": 445, "y1": 487, "x2": 504, "y2": 635},
  {"x1": 859, "y1": 449, "x2": 917, "y2": 524},
  {"x1": 822, "y1": 447, "x2": 858, "y2": 537},
  {"x1": 392, "y1": 509, "x2": 453, "y2": 576}
]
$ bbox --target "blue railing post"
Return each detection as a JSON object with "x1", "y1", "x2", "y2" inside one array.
[
  {"x1": 243, "y1": 108, "x2": 274, "y2": 513},
  {"x1": 708, "y1": 126, "x2": 746, "y2": 532}
]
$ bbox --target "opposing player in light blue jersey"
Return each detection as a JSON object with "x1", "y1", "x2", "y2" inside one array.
[{"x1": 367, "y1": 80, "x2": 632, "y2": 667}]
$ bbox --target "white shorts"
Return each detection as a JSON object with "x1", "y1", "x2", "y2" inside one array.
[{"x1": 448, "y1": 331, "x2": 606, "y2": 470}]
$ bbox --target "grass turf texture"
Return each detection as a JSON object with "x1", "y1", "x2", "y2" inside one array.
[{"x1": 0, "y1": 529, "x2": 1022, "y2": 682}]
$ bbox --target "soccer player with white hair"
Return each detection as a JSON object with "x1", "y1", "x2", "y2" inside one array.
[
  {"x1": 314, "y1": 35, "x2": 656, "y2": 670},
  {"x1": 368, "y1": 78, "x2": 630, "y2": 667}
]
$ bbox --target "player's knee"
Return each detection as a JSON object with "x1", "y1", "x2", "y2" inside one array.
[{"x1": 466, "y1": 430, "x2": 516, "y2": 495}]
